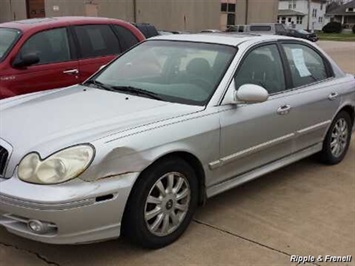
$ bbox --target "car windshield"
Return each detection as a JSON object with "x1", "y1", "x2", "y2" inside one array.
[
  {"x1": 0, "y1": 28, "x2": 21, "y2": 61},
  {"x1": 93, "y1": 40, "x2": 236, "y2": 105}
]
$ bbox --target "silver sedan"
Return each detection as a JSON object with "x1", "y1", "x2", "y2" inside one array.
[{"x1": 0, "y1": 34, "x2": 354, "y2": 248}]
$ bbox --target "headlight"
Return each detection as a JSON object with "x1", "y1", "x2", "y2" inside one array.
[{"x1": 18, "y1": 145, "x2": 95, "y2": 184}]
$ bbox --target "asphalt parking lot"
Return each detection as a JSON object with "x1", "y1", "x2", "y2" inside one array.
[{"x1": 0, "y1": 41, "x2": 354, "y2": 266}]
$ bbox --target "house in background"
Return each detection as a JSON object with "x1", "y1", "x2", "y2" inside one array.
[
  {"x1": 278, "y1": 0, "x2": 329, "y2": 31},
  {"x1": 326, "y1": 0, "x2": 355, "y2": 28}
]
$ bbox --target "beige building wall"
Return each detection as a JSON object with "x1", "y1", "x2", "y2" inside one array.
[
  {"x1": 236, "y1": 0, "x2": 278, "y2": 25},
  {"x1": 45, "y1": 0, "x2": 134, "y2": 22},
  {"x1": 135, "y1": 0, "x2": 220, "y2": 32},
  {"x1": 1, "y1": 0, "x2": 278, "y2": 31},
  {"x1": 0, "y1": 0, "x2": 27, "y2": 23}
]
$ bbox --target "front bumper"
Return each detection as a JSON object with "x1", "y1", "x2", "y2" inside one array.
[{"x1": 0, "y1": 172, "x2": 139, "y2": 244}]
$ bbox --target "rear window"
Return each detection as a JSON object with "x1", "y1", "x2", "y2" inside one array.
[
  {"x1": 113, "y1": 25, "x2": 139, "y2": 51},
  {"x1": 250, "y1": 25, "x2": 272, "y2": 32},
  {"x1": 134, "y1": 24, "x2": 159, "y2": 38},
  {"x1": 0, "y1": 28, "x2": 21, "y2": 61}
]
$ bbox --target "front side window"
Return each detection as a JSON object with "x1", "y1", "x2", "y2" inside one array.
[
  {"x1": 93, "y1": 41, "x2": 236, "y2": 105},
  {"x1": 74, "y1": 25, "x2": 121, "y2": 58},
  {"x1": 19, "y1": 28, "x2": 70, "y2": 65},
  {"x1": 0, "y1": 28, "x2": 21, "y2": 61},
  {"x1": 282, "y1": 43, "x2": 329, "y2": 88},
  {"x1": 235, "y1": 44, "x2": 286, "y2": 94}
]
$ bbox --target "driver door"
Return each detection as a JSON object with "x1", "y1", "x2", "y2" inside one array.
[
  {"x1": 214, "y1": 44, "x2": 294, "y2": 185},
  {"x1": 10, "y1": 27, "x2": 79, "y2": 96}
]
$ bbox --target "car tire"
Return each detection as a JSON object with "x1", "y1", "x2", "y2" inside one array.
[
  {"x1": 319, "y1": 111, "x2": 352, "y2": 165},
  {"x1": 122, "y1": 157, "x2": 198, "y2": 249}
]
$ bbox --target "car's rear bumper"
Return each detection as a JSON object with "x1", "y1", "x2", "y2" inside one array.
[{"x1": 0, "y1": 173, "x2": 139, "y2": 244}]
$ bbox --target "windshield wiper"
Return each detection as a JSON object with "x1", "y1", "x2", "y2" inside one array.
[
  {"x1": 111, "y1": 86, "x2": 164, "y2": 101},
  {"x1": 83, "y1": 80, "x2": 116, "y2": 92},
  {"x1": 83, "y1": 81, "x2": 163, "y2": 101}
]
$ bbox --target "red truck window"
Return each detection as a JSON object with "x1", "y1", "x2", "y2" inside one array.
[
  {"x1": 19, "y1": 28, "x2": 71, "y2": 65},
  {"x1": 73, "y1": 25, "x2": 121, "y2": 59}
]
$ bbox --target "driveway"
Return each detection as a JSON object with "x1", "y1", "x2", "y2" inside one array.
[{"x1": 0, "y1": 40, "x2": 354, "y2": 266}]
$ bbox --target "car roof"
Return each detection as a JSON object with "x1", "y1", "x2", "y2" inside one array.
[
  {"x1": 0, "y1": 16, "x2": 131, "y2": 31},
  {"x1": 152, "y1": 33, "x2": 295, "y2": 47}
]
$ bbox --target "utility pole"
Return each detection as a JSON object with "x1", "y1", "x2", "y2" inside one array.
[
  {"x1": 245, "y1": 0, "x2": 249, "y2": 24},
  {"x1": 133, "y1": 0, "x2": 137, "y2": 23},
  {"x1": 307, "y1": 0, "x2": 311, "y2": 31}
]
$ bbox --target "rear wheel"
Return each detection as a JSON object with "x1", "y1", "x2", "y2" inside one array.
[
  {"x1": 319, "y1": 111, "x2": 352, "y2": 165},
  {"x1": 122, "y1": 157, "x2": 198, "y2": 249}
]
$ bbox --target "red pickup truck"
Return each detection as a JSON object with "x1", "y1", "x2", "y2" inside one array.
[{"x1": 0, "y1": 17, "x2": 145, "y2": 99}]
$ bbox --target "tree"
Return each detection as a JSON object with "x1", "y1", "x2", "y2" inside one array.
[{"x1": 322, "y1": 22, "x2": 343, "y2": 33}]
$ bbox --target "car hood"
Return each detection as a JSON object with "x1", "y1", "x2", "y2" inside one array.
[{"x1": 0, "y1": 85, "x2": 203, "y2": 160}]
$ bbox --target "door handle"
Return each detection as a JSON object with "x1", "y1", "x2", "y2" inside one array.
[
  {"x1": 63, "y1": 69, "x2": 79, "y2": 75},
  {"x1": 277, "y1": 105, "x2": 291, "y2": 115},
  {"x1": 328, "y1": 92, "x2": 338, "y2": 101}
]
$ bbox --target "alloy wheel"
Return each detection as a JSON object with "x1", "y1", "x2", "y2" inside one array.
[
  {"x1": 144, "y1": 172, "x2": 191, "y2": 237},
  {"x1": 330, "y1": 118, "x2": 348, "y2": 158}
]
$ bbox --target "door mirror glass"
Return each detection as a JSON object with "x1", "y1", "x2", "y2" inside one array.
[
  {"x1": 236, "y1": 84, "x2": 269, "y2": 103},
  {"x1": 13, "y1": 53, "x2": 40, "y2": 68}
]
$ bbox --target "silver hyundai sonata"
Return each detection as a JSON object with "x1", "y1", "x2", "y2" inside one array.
[{"x1": 0, "y1": 34, "x2": 354, "y2": 248}]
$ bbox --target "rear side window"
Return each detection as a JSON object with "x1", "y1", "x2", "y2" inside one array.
[
  {"x1": 282, "y1": 43, "x2": 329, "y2": 88},
  {"x1": 112, "y1": 25, "x2": 139, "y2": 51},
  {"x1": 74, "y1": 25, "x2": 121, "y2": 59},
  {"x1": 19, "y1": 28, "x2": 70, "y2": 65},
  {"x1": 250, "y1": 25, "x2": 271, "y2": 32}
]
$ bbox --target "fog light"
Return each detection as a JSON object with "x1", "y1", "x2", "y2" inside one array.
[{"x1": 28, "y1": 220, "x2": 49, "y2": 234}]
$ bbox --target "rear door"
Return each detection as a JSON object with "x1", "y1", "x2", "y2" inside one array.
[
  {"x1": 72, "y1": 24, "x2": 122, "y2": 82},
  {"x1": 9, "y1": 27, "x2": 79, "y2": 95},
  {"x1": 278, "y1": 42, "x2": 340, "y2": 152}
]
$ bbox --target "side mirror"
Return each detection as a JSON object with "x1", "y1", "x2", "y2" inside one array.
[
  {"x1": 236, "y1": 84, "x2": 269, "y2": 104},
  {"x1": 222, "y1": 81, "x2": 269, "y2": 105},
  {"x1": 13, "y1": 53, "x2": 40, "y2": 68}
]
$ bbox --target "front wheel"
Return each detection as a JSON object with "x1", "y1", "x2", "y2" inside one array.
[
  {"x1": 122, "y1": 158, "x2": 198, "y2": 249},
  {"x1": 319, "y1": 111, "x2": 352, "y2": 165}
]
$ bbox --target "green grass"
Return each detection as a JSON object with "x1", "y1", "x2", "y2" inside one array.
[{"x1": 317, "y1": 32, "x2": 355, "y2": 42}]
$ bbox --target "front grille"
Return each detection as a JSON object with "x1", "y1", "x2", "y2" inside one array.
[{"x1": 0, "y1": 145, "x2": 9, "y2": 176}]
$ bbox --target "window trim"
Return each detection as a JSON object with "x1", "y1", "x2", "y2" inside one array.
[
  {"x1": 277, "y1": 40, "x2": 335, "y2": 92},
  {"x1": 13, "y1": 27, "x2": 74, "y2": 67},
  {"x1": 232, "y1": 41, "x2": 288, "y2": 95}
]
